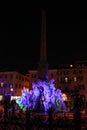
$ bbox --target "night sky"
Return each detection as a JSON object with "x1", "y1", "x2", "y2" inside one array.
[{"x1": 0, "y1": 3, "x2": 86, "y2": 73}]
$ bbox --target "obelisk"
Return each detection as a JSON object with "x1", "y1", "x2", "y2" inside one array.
[{"x1": 38, "y1": 10, "x2": 48, "y2": 81}]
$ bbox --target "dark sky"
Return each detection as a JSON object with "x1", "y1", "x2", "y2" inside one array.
[{"x1": 0, "y1": 3, "x2": 86, "y2": 73}]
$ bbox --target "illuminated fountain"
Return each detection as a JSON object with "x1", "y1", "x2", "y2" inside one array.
[
  {"x1": 16, "y1": 11, "x2": 66, "y2": 112},
  {"x1": 16, "y1": 79, "x2": 66, "y2": 112}
]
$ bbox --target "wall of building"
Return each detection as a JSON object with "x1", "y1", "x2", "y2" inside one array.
[
  {"x1": 0, "y1": 71, "x2": 29, "y2": 96},
  {"x1": 28, "y1": 64, "x2": 87, "y2": 103}
]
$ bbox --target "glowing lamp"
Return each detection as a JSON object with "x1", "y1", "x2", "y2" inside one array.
[
  {"x1": 10, "y1": 88, "x2": 14, "y2": 91},
  {"x1": 62, "y1": 93, "x2": 68, "y2": 101},
  {"x1": 0, "y1": 82, "x2": 4, "y2": 87},
  {"x1": 70, "y1": 64, "x2": 73, "y2": 67},
  {"x1": 42, "y1": 95, "x2": 45, "y2": 101},
  {"x1": 26, "y1": 88, "x2": 29, "y2": 92}
]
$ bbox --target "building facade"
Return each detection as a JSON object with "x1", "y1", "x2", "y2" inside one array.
[
  {"x1": 0, "y1": 71, "x2": 29, "y2": 96},
  {"x1": 0, "y1": 61, "x2": 87, "y2": 107},
  {"x1": 27, "y1": 61, "x2": 87, "y2": 105}
]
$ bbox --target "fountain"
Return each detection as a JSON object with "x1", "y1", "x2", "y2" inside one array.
[{"x1": 16, "y1": 79, "x2": 66, "y2": 112}]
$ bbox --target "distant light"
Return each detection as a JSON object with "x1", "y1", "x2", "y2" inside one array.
[
  {"x1": 0, "y1": 82, "x2": 4, "y2": 87},
  {"x1": 42, "y1": 95, "x2": 45, "y2": 101},
  {"x1": 10, "y1": 84, "x2": 14, "y2": 91},
  {"x1": 0, "y1": 95, "x2": 3, "y2": 101},
  {"x1": 70, "y1": 64, "x2": 73, "y2": 67},
  {"x1": 26, "y1": 88, "x2": 29, "y2": 92},
  {"x1": 62, "y1": 93, "x2": 68, "y2": 101},
  {"x1": 74, "y1": 76, "x2": 77, "y2": 82},
  {"x1": 65, "y1": 77, "x2": 68, "y2": 83},
  {"x1": 10, "y1": 88, "x2": 14, "y2": 91},
  {"x1": 11, "y1": 96, "x2": 21, "y2": 101}
]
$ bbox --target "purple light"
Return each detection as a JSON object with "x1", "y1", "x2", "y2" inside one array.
[
  {"x1": 10, "y1": 88, "x2": 14, "y2": 91},
  {"x1": 16, "y1": 79, "x2": 66, "y2": 112}
]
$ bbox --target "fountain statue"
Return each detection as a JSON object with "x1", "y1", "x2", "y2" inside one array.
[{"x1": 16, "y1": 79, "x2": 66, "y2": 112}]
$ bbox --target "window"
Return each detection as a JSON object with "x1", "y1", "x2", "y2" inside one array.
[
  {"x1": 63, "y1": 71, "x2": 68, "y2": 75},
  {"x1": 58, "y1": 71, "x2": 62, "y2": 75},
  {"x1": 5, "y1": 74, "x2": 7, "y2": 78},
  {"x1": 78, "y1": 76, "x2": 83, "y2": 81},
  {"x1": 16, "y1": 75, "x2": 18, "y2": 79},
  {"x1": 78, "y1": 84, "x2": 85, "y2": 90},
  {"x1": 73, "y1": 70, "x2": 77, "y2": 74},
  {"x1": 19, "y1": 84, "x2": 21, "y2": 88},
  {"x1": 0, "y1": 82, "x2": 4, "y2": 87},
  {"x1": 79, "y1": 70, "x2": 82, "y2": 74},
  {"x1": 65, "y1": 86, "x2": 68, "y2": 90},
  {"x1": 65, "y1": 77, "x2": 68, "y2": 83},
  {"x1": 10, "y1": 74, "x2": 13, "y2": 79},
  {"x1": 51, "y1": 73, "x2": 54, "y2": 78},
  {"x1": 15, "y1": 84, "x2": 18, "y2": 88},
  {"x1": 32, "y1": 74, "x2": 36, "y2": 78},
  {"x1": 74, "y1": 76, "x2": 77, "y2": 82},
  {"x1": 0, "y1": 75, "x2": 2, "y2": 78},
  {"x1": 22, "y1": 77, "x2": 24, "y2": 81},
  {"x1": 19, "y1": 76, "x2": 21, "y2": 80},
  {"x1": 74, "y1": 86, "x2": 78, "y2": 90}
]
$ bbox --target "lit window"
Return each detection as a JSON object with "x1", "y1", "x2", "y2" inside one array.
[
  {"x1": 0, "y1": 96, "x2": 3, "y2": 101},
  {"x1": 0, "y1": 82, "x2": 4, "y2": 87},
  {"x1": 74, "y1": 76, "x2": 77, "y2": 82},
  {"x1": 65, "y1": 77, "x2": 68, "y2": 83}
]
